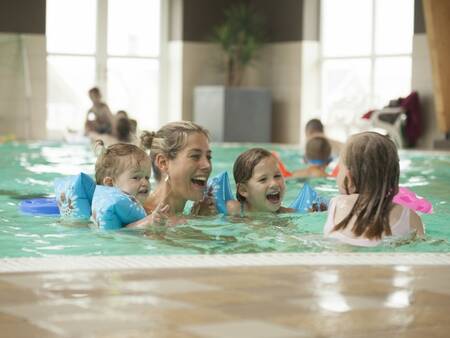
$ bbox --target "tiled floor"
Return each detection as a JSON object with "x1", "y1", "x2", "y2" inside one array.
[{"x1": 1, "y1": 264, "x2": 450, "y2": 337}]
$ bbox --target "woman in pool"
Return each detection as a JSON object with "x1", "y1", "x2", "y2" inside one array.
[
  {"x1": 324, "y1": 131, "x2": 425, "y2": 246},
  {"x1": 140, "y1": 121, "x2": 216, "y2": 221},
  {"x1": 227, "y1": 148, "x2": 294, "y2": 216}
]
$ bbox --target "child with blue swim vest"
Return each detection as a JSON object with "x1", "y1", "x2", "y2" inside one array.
[
  {"x1": 92, "y1": 139, "x2": 169, "y2": 229},
  {"x1": 227, "y1": 148, "x2": 294, "y2": 216}
]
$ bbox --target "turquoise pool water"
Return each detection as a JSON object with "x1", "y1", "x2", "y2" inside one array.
[{"x1": 0, "y1": 141, "x2": 449, "y2": 257}]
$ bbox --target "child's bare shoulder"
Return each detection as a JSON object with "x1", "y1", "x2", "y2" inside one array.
[{"x1": 334, "y1": 194, "x2": 358, "y2": 204}]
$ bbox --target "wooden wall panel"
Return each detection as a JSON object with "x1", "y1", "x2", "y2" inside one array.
[{"x1": 423, "y1": 0, "x2": 450, "y2": 133}]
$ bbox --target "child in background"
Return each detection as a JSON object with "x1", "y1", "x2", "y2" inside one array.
[
  {"x1": 324, "y1": 132, "x2": 425, "y2": 246},
  {"x1": 227, "y1": 148, "x2": 294, "y2": 216},
  {"x1": 94, "y1": 140, "x2": 168, "y2": 227},
  {"x1": 289, "y1": 135, "x2": 332, "y2": 179},
  {"x1": 305, "y1": 118, "x2": 343, "y2": 156}
]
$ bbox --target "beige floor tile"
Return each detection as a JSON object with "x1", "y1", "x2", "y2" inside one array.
[
  {"x1": 183, "y1": 320, "x2": 308, "y2": 338},
  {"x1": 0, "y1": 312, "x2": 59, "y2": 338},
  {"x1": 1, "y1": 265, "x2": 450, "y2": 337},
  {"x1": 170, "y1": 289, "x2": 265, "y2": 307}
]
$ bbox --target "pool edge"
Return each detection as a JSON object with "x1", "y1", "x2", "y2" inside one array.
[{"x1": 1, "y1": 252, "x2": 450, "y2": 273}]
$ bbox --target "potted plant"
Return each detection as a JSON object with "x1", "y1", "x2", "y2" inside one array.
[
  {"x1": 212, "y1": 3, "x2": 265, "y2": 86},
  {"x1": 194, "y1": 4, "x2": 272, "y2": 142}
]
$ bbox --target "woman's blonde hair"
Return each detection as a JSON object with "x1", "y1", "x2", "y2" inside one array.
[
  {"x1": 233, "y1": 148, "x2": 273, "y2": 202},
  {"x1": 94, "y1": 140, "x2": 150, "y2": 184},
  {"x1": 140, "y1": 121, "x2": 209, "y2": 182},
  {"x1": 334, "y1": 132, "x2": 399, "y2": 239}
]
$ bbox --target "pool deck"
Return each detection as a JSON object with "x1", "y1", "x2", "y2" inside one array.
[{"x1": 1, "y1": 253, "x2": 450, "y2": 337}]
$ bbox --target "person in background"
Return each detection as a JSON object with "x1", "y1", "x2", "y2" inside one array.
[
  {"x1": 85, "y1": 87, "x2": 114, "y2": 135},
  {"x1": 305, "y1": 118, "x2": 343, "y2": 156},
  {"x1": 114, "y1": 110, "x2": 138, "y2": 144},
  {"x1": 289, "y1": 136, "x2": 332, "y2": 179}
]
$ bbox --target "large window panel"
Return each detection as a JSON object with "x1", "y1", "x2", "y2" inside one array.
[
  {"x1": 108, "y1": 0, "x2": 160, "y2": 56},
  {"x1": 374, "y1": 57, "x2": 412, "y2": 108},
  {"x1": 47, "y1": 0, "x2": 162, "y2": 134},
  {"x1": 322, "y1": 0, "x2": 372, "y2": 57},
  {"x1": 322, "y1": 59, "x2": 371, "y2": 125},
  {"x1": 47, "y1": 56, "x2": 95, "y2": 131},
  {"x1": 46, "y1": 0, "x2": 96, "y2": 54},
  {"x1": 107, "y1": 58, "x2": 159, "y2": 130},
  {"x1": 321, "y1": 0, "x2": 414, "y2": 138},
  {"x1": 375, "y1": 0, "x2": 414, "y2": 55}
]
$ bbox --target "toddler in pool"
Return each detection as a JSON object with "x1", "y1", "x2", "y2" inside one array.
[
  {"x1": 94, "y1": 139, "x2": 168, "y2": 227},
  {"x1": 289, "y1": 135, "x2": 332, "y2": 179},
  {"x1": 227, "y1": 148, "x2": 294, "y2": 216},
  {"x1": 324, "y1": 132, "x2": 425, "y2": 246}
]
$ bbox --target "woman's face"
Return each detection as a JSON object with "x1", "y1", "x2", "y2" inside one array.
[
  {"x1": 239, "y1": 156, "x2": 285, "y2": 212},
  {"x1": 166, "y1": 132, "x2": 212, "y2": 202}
]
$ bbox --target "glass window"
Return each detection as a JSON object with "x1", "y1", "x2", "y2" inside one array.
[
  {"x1": 47, "y1": 0, "x2": 162, "y2": 134},
  {"x1": 107, "y1": 58, "x2": 159, "y2": 130},
  {"x1": 374, "y1": 57, "x2": 412, "y2": 108},
  {"x1": 322, "y1": 0, "x2": 372, "y2": 57},
  {"x1": 108, "y1": 0, "x2": 160, "y2": 56},
  {"x1": 47, "y1": 56, "x2": 95, "y2": 130},
  {"x1": 322, "y1": 59, "x2": 371, "y2": 124},
  {"x1": 321, "y1": 0, "x2": 414, "y2": 137},
  {"x1": 46, "y1": 0, "x2": 96, "y2": 54},
  {"x1": 375, "y1": 0, "x2": 414, "y2": 55}
]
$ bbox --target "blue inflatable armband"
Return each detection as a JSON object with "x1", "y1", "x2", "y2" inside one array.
[
  {"x1": 289, "y1": 182, "x2": 329, "y2": 213},
  {"x1": 54, "y1": 172, "x2": 96, "y2": 219},
  {"x1": 19, "y1": 197, "x2": 60, "y2": 216},
  {"x1": 208, "y1": 171, "x2": 234, "y2": 214},
  {"x1": 91, "y1": 185, "x2": 146, "y2": 230}
]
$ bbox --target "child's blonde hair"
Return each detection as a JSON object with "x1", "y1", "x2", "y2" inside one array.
[
  {"x1": 140, "y1": 121, "x2": 209, "y2": 182},
  {"x1": 233, "y1": 148, "x2": 273, "y2": 202},
  {"x1": 334, "y1": 132, "x2": 399, "y2": 239},
  {"x1": 94, "y1": 140, "x2": 151, "y2": 184}
]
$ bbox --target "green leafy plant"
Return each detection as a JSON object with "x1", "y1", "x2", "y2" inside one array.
[{"x1": 212, "y1": 4, "x2": 265, "y2": 86}]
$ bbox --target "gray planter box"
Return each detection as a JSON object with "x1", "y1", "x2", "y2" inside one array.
[{"x1": 193, "y1": 86, "x2": 272, "y2": 142}]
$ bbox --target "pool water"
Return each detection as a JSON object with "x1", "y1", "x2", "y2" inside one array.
[{"x1": 0, "y1": 141, "x2": 449, "y2": 257}]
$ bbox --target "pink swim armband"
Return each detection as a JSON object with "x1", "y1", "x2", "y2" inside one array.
[{"x1": 393, "y1": 187, "x2": 433, "y2": 214}]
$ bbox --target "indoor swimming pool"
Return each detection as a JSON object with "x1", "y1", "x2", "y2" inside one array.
[{"x1": 0, "y1": 141, "x2": 449, "y2": 258}]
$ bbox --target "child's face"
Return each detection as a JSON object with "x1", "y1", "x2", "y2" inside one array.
[
  {"x1": 114, "y1": 159, "x2": 151, "y2": 204},
  {"x1": 240, "y1": 156, "x2": 285, "y2": 212},
  {"x1": 166, "y1": 132, "x2": 212, "y2": 202}
]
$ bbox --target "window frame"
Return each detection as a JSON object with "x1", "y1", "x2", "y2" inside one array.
[
  {"x1": 319, "y1": 0, "x2": 413, "y2": 123},
  {"x1": 46, "y1": 0, "x2": 166, "y2": 132}
]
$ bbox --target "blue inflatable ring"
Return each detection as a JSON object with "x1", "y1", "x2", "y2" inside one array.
[{"x1": 19, "y1": 198, "x2": 60, "y2": 216}]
